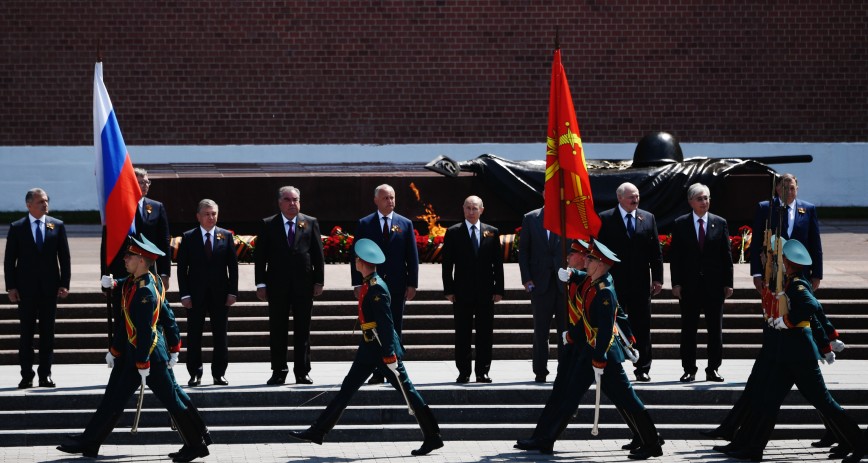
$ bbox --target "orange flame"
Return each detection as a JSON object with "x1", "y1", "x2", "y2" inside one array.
[{"x1": 409, "y1": 182, "x2": 447, "y2": 237}]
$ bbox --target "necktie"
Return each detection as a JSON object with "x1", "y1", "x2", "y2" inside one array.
[
  {"x1": 784, "y1": 206, "x2": 791, "y2": 239},
  {"x1": 626, "y1": 214, "x2": 635, "y2": 238},
  {"x1": 471, "y1": 225, "x2": 479, "y2": 254},
  {"x1": 287, "y1": 221, "x2": 295, "y2": 248},
  {"x1": 204, "y1": 232, "x2": 213, "y2": 259},
  {"x1": 698, "y1": 218, "x2": 706, "y2": 251},
  {"x1": 34, "y1": 219, "x2": 44, "y2": 251},
  {"x1": 382, "y1": 216, "x2": 390, "y2": 243}
]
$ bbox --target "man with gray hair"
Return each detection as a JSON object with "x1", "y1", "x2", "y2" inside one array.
[
  {"x1": 4, "y1": 188, "x2": 71, "y2": 389},
  {"x1": 669, "y1": 183, "x2": 733, "y2": 383},
  {"x1": 255, "y1": 186, "x2": 324, "y2": 385},
  {"x1": 349, "y1": 184, "x2": 419, "y2": 384},
  {"x1": 177, "y1": 199, "x2": 239, "y2": 386},
  {"x1": 597, "y1": 182, "x2": 663, "y2": 382}
]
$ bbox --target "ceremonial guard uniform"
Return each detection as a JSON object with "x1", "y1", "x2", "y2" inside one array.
[
  {"x1": 57, "y1": 236, "x2": 209, "y2": 462},
  {"x1": 290, "y1": 239, "x2": 443, "y2": 456},
  {"x1": 722, "y1": 240, "x2": 860, "y2": 462},
  {"x1": 515, "y1": 239, "x2": 662, "y2": 460}
]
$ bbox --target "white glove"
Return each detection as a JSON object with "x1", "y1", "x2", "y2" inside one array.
[
  {"x1": 557, "y1": 267, "x2": 571, "y2": 282},
  {"x1": 772, "y1": 317, "x2": 787, "y2": 330},
  {"x1": 138, "y1": 368, "x2": 150, "y2": 385},
  {"x1": 831, "y1": 339, "x2": 846, "y2": 353},
  {"x1": 767, "y1": 317, "x2": 776, "y2": 328},
  {"x1": 593, "y1": 366, "x2": 604, "y2": 382},
  {"x1": 105, "y1": 351, "x2": 115, "y2": 369},
  {"x1": 562, "y1": 331, "x2": 570, "y2": 346},
  {"x1": 100, "y1": 274, "x2": 114, "y2": 290},
  {"x1": 386, "y1": 361, "x2": 399, "y2": 372},
  {"x1": 168, "y1": 352, "x2": 179, "y2": 369},
  {"x1": 625, "y1": 346, "x2": 640, "y2": 364},
  {"x1": 821, "y1": 351, "x2": 836, "y2": 365}
]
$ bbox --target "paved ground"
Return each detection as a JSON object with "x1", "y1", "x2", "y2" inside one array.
[{"x1": 0, "y1": 439, "x2": 854, "y2": 463}]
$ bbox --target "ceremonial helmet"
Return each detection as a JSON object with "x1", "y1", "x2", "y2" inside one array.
[{"x1": 632, "y1": 132, "x2": 684, "y2": 167}]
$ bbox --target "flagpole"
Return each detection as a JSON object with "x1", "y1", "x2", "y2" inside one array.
[{"x1": 553, "y1": 31, "x2": 570, "y2": 337}]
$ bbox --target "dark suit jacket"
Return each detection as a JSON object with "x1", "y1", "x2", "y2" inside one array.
[
  {"x1": 517, "y1": 208, "x2": 563, "y2": 295},
  {"x1": 100, "y1": 196, "x2": 171, "y2": 277},
  {"x1": 176, "y1": 226, "x2": 239, "y2": 305},
  {"x1": 441, "y1": 222, "x2": 505, "y2": 300},
  {"x1": 749, "y1": 198, "x2": 822, "y2": 279},
  {"x1": 254, "y1": 212, "x2": 324, "y2": 291},
  {"x1": 669, "y1": 212, "x2": 733, "y2": 292},
  {"x1": 4, "y1": 215, "x2": 71, "y2": 296},
  {"x1": 349, "y1": 212, "x2": 419, "y2": 290},
  {"x1": 597, "y1": 207, "x2": 664, "y2": 300}
]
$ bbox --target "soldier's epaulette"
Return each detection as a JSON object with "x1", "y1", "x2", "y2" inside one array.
[
  {"x1": 373, "y1": 295, "x2": 381, "y2": 302},
  {"x1": 370, "y1": 277, "x2": 378, "y2": 286},
  {"x1": 597, "y1": 281, "x2": 607, "y2": 290},
  {"x1": 796, "y1": 284, "x2": 808, "y2": 292},
  {"x1": 603, "y1": 299, "x2": 610, "y2": 306},
  {"x1": 139, "y1": 279, "x2": 147, "y2": 288}
]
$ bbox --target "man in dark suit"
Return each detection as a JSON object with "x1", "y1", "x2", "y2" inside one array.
[
  {"x1": 177, "y1": 199, "x2": 239, "y2": 387},
  {"x1": 255, "y1": 186, "x2": 324, "y2": 385},
  {"x1": 101, "y1": 168, "x2": 172, "y2": 287},
  {"x1": 597, "y1": 182, "x2": 663, "y2": 382},
  {"x1": 670, "y1": 183, "x2": 733, "y2": 383},
  {"x1": 349, "y1": 184, "x2": 419, "y2": 384},
  {"x1": 441, "y1": 196, "x2": 504, "y2": 383},
  {"x1": 517, "y1": 207, "x2": 565, "y2": 383},
  {"x1": 749, "y1": 173, "x2": 822, "y2": 291},
  {"x1": 4, "y1": 188, "x2": 71, "y2": 388}
]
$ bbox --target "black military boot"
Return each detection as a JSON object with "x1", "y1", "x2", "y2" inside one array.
[
  {"x1": 171, "y1": 409, "x2": 210, "y2": 463},
  {"x1": 57, "y1": 410, "x2": 123, "y2": 458},
  {"x1": 723, "y1": 414, "x2": 774, "y2": 462},
  {"x1": 289, "y1": 403, "x2": 344, "y2": 445},
  {"x1": 617, "y1": 407, "x2": 642, "y2": 451},
  {"x1": 411, "y1": 405, "x2": 444, "y2": 456},
  {"x1": 810, "y1": 414, "x2": 837, "y2": 447},
  {"x1": 628, "y1": 409, "x2": 664, "y2": 460},
  {"x1": 702, "y1": 394, "x2": 748, "y2": 440}
]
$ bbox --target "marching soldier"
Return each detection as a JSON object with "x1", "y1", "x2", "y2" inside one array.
[
  {"x1": 515, "y1": 239, "x2": 663, "y2": 460},
  {"x1": 721, "y1": 239, "x2": 861, "y2": 461},
  {"x1": 289, "y1": 238, "x2": 443, "y2": 456},
  {"x1": 57, "y1": 235, "x2": 209, "y2": 462}
]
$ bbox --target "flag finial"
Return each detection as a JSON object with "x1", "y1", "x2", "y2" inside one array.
[
  {"x1": 554, "y1": 26, "x2": 560, "y2": 50},
  {"x1": 96, "y1": 39, "x2": 103, "y2": 63}
]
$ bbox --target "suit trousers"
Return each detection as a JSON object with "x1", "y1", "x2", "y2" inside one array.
[
  {"x1": 267, "y1": 288, "x2": 313, "y2": 375},
  {"x1": 186, "y1": 289, "x2": 229, "y2": 378},
  {"x1": 453, "y1": 296, "x2": 494, "y2": 377},
  {"x1": 17, "y1": 290, "x2": 57, "y2": 378},
  {"x1": 678, "y1": 286, "x2": 724, "y2": 373},
  {"x1": 621, "y1": 293, "x2": 653, "y2": 374},
  {"x1": 530, "y1": 283, "x2": 565, "y2": 377}
]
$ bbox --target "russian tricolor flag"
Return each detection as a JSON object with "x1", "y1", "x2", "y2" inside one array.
[{"x1": 94, "y1": 62, "x2": 141, "y2": 266}]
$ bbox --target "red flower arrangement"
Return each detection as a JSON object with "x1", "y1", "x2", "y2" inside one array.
[{"x1": 322, "y1": 226, "x2": 354, "y2": 263}]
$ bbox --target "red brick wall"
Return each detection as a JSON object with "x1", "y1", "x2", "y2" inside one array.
[{"x1": 2, "y1": 1, "x2": 866, "y2": 146}]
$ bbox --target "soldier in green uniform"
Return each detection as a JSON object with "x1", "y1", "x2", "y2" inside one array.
[
  {"x1": 57, "y1": 235, "x2": 209, "y2": 462},
  {"x1": 514, "y1": 239, "x2": 663, "y2": 460},
  {"x1": 289, "y1": 238, "x2": 443, "y2": 456},
  {"x1": 722, "y1": 239, "x2": 861, "y2": 461}
]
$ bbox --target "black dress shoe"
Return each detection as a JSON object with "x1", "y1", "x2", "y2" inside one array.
[
  {"x1": 456, "y1": 375, "x2": 470, "y2": 383},
  {"x1": 57, "y1": 441, "x2": 99, "y2": 458},
  {"x1": 843, "y1": 451, "x2": 865, "y2": 463},
  {"x1": 411, "y1": 435, "x2": 444, "y2": 456},
  {"x1": 534, "y1": 374, "x2": 546, "y2": 383},
  {"x1": 168, "y1": 445, "x2": 187, "y2": 459},
  {"x1": 476, "y1": 374, "x2": 492, "y2": 383},
  {"x1": 289, "y1": 428, "x2": 324, "y2": 445},
  {"x1": 628, "y1": 444, "x2": 663, "y2": 460},
  {"x1": 295, "y1": 374, "x2": 313, "y2": 385},
  {"x1": 514, "y1": 438, "x2": 553, "y2": 454},
  {"x1": 830, "y1": 444, "x2": 853, "y2": 458},
  {"x1": 622, "y1": 438, "x2": 642, "y2": 451},
  {"x1": 679, "y1": 372, "x2": 695, "y2": 383},
  {"x1": 213, "y1": 376, "x2": 229, "y2": 386},
  {"x1": 18, "y1": 377, "x2": 33, "y2": 389},
  {"x1": 713, "y1": 443, "x2": 736, "y2": 453},
  {"x1": 267, "y1": 371, "x2": 288, "y2": 385},
  {"x1": 172, "y1": 445, "x2": 209, "y2": 463},
  {"x1": 635, "y1": 372, "x2": 651, "y2": 382},
  {"x1": 724, "y1": 447, "x2": 763, "y2": 461},
  {"x1": 706, "y1": 370, "x2": 725, "y2": 382},
  {"x1": 188, "y1": 376, "x2": 201, "y2": 387},
  {"x1": 367, "y1": 374, "x2": 385, "y2": 384},
  {"x1": 38, "y1": 376, "x2": 56, "y2": 387}
]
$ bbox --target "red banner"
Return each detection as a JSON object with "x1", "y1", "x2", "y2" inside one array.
[{"x1": 543, "y1": 49, "x2": 600, "y2": 240}]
